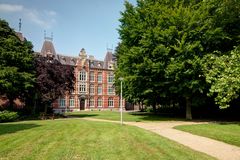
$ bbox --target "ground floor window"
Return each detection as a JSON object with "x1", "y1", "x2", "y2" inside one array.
[
  {"x1": 108, "y1": 97, "x2": 114, "y2": 107},
  {"x1": 59, "y1": 98, "x2": 66, "y2": 107},
  {"x1": 97, "y1": 97, "x2": 102, "y2": 107},
  {"x1": 69, "y1": 98, "x2": 74, "y2": 107},
  {"x1": 89, "y1": 97, "x2": 94, "y2": 107}
]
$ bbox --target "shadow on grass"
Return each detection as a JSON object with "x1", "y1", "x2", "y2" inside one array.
[
  {"x1": 0, "y1": 123, "x2": 41, "y2": 136},
  {"x1": 129, "y1": 112, "x2": 185, "y2": 121},
  {"x1": 67, "y1": 114, "x2": 98, "y2": 118}
]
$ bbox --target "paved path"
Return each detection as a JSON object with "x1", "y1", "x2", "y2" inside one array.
[{"x1": 81, "y1": 118, "x2": 240, "y2": 160}]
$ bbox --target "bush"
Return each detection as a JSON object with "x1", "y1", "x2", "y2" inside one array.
[{"x1": 0, "y1": 110, "x2": 19, "y2": 122}]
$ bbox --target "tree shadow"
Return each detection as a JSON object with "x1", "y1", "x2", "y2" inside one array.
[
  {"x1": 128, "y1": 112, "x2": 185, "y2": 121},
  {"x1": 67, "y1": 114, "x2": 98, "y2": 118},
  {"x1": 0, "y1": 123, "x2": 41, "y2": 136}
]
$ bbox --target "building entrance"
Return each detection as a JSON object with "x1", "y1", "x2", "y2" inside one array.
[{"x1": 80, "y1": 99, "x2": 85, "y2": 110}]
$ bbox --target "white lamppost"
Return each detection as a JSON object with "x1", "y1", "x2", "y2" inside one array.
[{"x1": 119, "y1": 77, "x2": 124, "y2": 125}]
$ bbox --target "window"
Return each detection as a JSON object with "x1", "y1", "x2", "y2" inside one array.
[
  {"x1": 97, "y1": 85, "x2": 102, "y2": 95},
  {"x1": 108, "y1": 85, "x2": 114, "y2": 95},
  {"x1": 90, "y1": 71, "x2": 94, "y2": 82},
  {"x1": 79, "y1": 84, "x2": 86, "y2": 93},
  {"x1": 89, "y1": 97, "x2": 94, "y2": 107},
  {"x1": 59, "y1": 98, "x2": 65, "y2": 107},
  {"x1": 108, "y1": 97, "x2": 114, "y2": 107},
  {"x1": 90, "y1": 84, "x2": 94, "y2": 95},
  {"x1": 108, "y1": 73, "x2": 114, "y2": 83},
  {"x1": 69, "y1": 98, "x2": 74, "y2": 107},
  {"x1": 79, "y1": 71, "x2": 86, "y2": 81},
  {"x1": 97, "y1": 97, "x2": 102, "y2": 107},
  {"x1": 97, "y1": 72, "x2": 102, "y2": 83}
]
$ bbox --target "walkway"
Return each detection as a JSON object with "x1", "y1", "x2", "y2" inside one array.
[{"x1": 82, "y1": 118, "x2": 240, "y2": 160}]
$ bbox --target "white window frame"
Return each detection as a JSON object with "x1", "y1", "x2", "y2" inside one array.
[
  {"x1": 97, "y1": 72, "x2": 102, "y2": 83},
  {"x1": 90, "y1": 71, "x2": 94, "y2": 82},
  {"x1": 79, "y1": 71, "x2": 87, "y2": 81},
  {"x1": 97, "y1": 97, "x2": 102, "y2": 107},
  {"x1": 108, "y1": 85, "x2": 114, "y2": 95},
  {"x1": 69, "y1": 98, "x2": 75, "y2": 107},
  {"x1": 90, "y1": 84, "x2": 94, "y2": 95},
  {"x1": 59, "y1": 98, "x2": 66, "y2": 108},
  {"x1": 108, "y1": 73, "x2": 114, "y2": 83},
  {"x1": 97, "y1": 85, "x2": 102, "y2": 95},
  {"x1": 79, "y1": 83, "x2": 87, "y2": 93},
  {"x1": 89, "y1": 97, "x2": 95, "y2": 107},
  {"x1": 108, "y1": 97, "x2": 114, "y2": 107}
]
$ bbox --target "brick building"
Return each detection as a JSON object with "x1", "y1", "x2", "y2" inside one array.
[{"x1": 37, "y1": 37, "x2": 123, "y2": 113}]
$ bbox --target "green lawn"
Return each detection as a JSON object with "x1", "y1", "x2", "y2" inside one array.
[
  {"x1": 65, "y1": 111, "x2": 183, "y2": 122},
  {"x1": 175, "y1": 122, "x2": 240, "y2": 147},
  {"x1": 0, "y1": 119, "x2": 215, "y2": 160}
]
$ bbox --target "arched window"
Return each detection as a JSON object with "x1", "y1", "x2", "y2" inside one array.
[
  {"x1": 97, "y1": 97, "x2": 102, "y2": 107},
  {"x1": 108, "y1": 97, "x2": 114, "y2": 107}
]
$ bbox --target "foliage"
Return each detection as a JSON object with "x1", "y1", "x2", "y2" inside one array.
[
  {"x1": 204, "y1": 47, "x2": 240, "y2": 108},
  {"x1": 175, "y1": 122, "x2": 240, "y2": 147},
  {"x1": 116, "y1": 0, "x2": 240, "y2": 119},
  {"x1": 0, "y1": 120, "x2": 214, "y2": 159},
  {"x1": 0, "y1": 110, "x2": 19, "y2": 122},
  {"x1": 0, "y1": 19, "x2": 35, "y2": 109},
  {"x1": 34, "y1": 55, "x2": 75, "y2": 106}
]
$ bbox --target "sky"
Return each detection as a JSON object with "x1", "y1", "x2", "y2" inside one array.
[{"x1": 0, "y1": 0, "x2": 136, "y2": 60}]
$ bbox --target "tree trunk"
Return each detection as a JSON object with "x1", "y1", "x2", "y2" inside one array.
[
  {"x1": 32, "y1": 93, "x2": 37, "y2": 115},
  {"x1": 44, "y1": 103, "x2": 48, "y2": 114},
  {"x1": 186, "y1": 96, "x2": 192, "y2": 120},
  {"x1": 8, "y1": 97, "x2": 14, "y2": 111},
  {"x1": 152, "y1": 102, "x2": 157, "y2": 114}
]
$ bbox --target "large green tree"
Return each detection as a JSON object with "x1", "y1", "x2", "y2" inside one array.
[
  {"x1": 0, "y1": 19, "x2": 35, "y2": 109},
  {"x1": 116, "y1": 0, "x2": 240, "y2": 119}
]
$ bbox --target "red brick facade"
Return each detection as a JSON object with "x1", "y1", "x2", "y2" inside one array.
[{"x1": 38, "y1": 39, "x2": 124, "y2": 113}]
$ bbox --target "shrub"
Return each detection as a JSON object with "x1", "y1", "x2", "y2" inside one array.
[{"x1": 0, "y1": 110, "x2": 19, "y2": 122}]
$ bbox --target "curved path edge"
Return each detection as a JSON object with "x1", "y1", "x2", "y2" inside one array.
[{"x1": 80, "y1": 118, "x2": 240, "y2": 160}]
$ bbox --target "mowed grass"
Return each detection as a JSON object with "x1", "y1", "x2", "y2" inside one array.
[
  {"x1": 65, "y1": 111, "x2": 183, "y2": 122},
  {"x1": 0, "y1": 119, "x2": 215, "y2": 160},
  {"x1": 175, "y1": 122, "x2": 240, "y2": 147}
]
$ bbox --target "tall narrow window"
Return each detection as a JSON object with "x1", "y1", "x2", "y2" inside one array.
[
  {"x1": 97, "y1": 72, "x2": 102, "y2": 83},
  {"x1": 97, "y1": 85, "x2": 102, "y2": 95},
  {"x1": 108, "y1": 85, "x2": 114, "y2": 95},
  {"x1": 108, "y1": 73, "x2": 114, "y2": 83},
  {"x1": 90, "y1": 71, "x2": 94, "y2": 82},
  {"x1": 97, "y1": 97, "x2": 102, "y2": 107},
  {"x1": 89, "y1": 97, "x2": 94, "y2": 107},
  {"x1": 79, "y1": 71, "x2": 86, "y2": 81},
  {"x1": 108, "y1": 97, "x2": 114, "y2": 107},
  {"x1": 90, "y1": 84, "x2": 94, "y2": 95},
  {"x1": 59, "y1": 98, "x2": 66, "y2": 107},
  {"x1": 69, "y1": 98, "x2": 75, "y2": 107}
]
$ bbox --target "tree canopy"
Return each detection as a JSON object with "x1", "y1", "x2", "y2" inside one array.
[
  {"x1": 34, "y1": 55, "x2": 75, "y2": 112},
  {"x1": 0, "y1": 19, "x2": 35, "y2": 109},
  {"x1": 116, "y1": 0, "x2": 240, "y2": 119}
]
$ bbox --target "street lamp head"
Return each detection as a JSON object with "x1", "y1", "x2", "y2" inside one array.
[{"x1": 119, "y1": 77, "x2": 124, "y2": 81}]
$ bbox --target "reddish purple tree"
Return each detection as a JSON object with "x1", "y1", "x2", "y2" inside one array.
[{"x1": 34, "y1": 55, "x2": 75, "y2": 113}]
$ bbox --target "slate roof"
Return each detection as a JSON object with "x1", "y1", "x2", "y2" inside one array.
[{"x1": 38, "y1": 39, "x2": 116, "y2": 69}]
